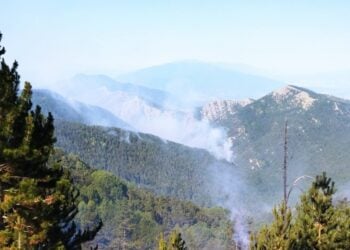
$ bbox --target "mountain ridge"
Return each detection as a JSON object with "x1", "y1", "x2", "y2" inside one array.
[
  {"x1": 57, "y1": 73, "x2": 175, "y2": 108},
  {"x1": 200, "y1": 85, "x2": 350, "y2": 203}
]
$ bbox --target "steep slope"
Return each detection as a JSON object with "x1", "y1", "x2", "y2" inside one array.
[
  {"x1": 52, "y1": 120, "x2": 259, "y2": 244},
  {"x1": 116, "y1": 61, "x2": 284, "y2": 100},
  {"x1": 201, "y1": 85, "x2": 350, "y2": 202},
  {"x1": 32, "y1": 89, "x2": 132, "y2": 129}
]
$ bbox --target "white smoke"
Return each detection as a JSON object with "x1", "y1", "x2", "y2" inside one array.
[
  {"x1": 52, "y1": 83, "x2": 234, "y2": 162},
  {"x1": 130, "y1": 113, "x2": 234, "y2": 162},
  {"x1": 207, "y1": 163, "x2": 251, "y2": 249}
]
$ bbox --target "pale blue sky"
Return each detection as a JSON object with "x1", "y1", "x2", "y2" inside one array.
[{"x1": 1, "y1": 0, "x2": 350, "y2": 88}]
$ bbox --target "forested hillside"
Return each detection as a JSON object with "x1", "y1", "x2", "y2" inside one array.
[
  {"x1": 34, "y1": 81, "x2": 350, "y2": 220},
  {"x1": 51, "y1": 151, "x2": 236, "y2": 249},
  {"x1": 53, "y1": 120, "x2": 238, "y2": 206}
]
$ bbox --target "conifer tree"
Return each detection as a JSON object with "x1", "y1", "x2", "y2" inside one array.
[
  {"x1": 251, "y1": 172, "x2": 350, "y2": 250},
  {"x1": 291, "y1": 172, "x2": 340, "y2": 249},
  {"x1": 0, "y1": 32, "x2": 101, "y2": 249}
]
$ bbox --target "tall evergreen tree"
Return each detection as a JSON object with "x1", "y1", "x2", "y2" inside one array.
[
  {"x1": 0, "y1": 32, "x2": 101, "y2": 249},
  {"x1": 291, "y1": 172, "x2": 340, "y2": 249}
]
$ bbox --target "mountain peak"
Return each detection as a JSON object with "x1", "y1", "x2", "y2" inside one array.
[
  {"x1": 272, "y1": 85, "x2": 302, "y2": 96},
  {"x1": 270, "y1": 85, "x2": 317, "y2": 110}
]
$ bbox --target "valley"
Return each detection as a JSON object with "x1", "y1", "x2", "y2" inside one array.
[{"x1": 31, "y1": 79, "x2": 350, "y2": 249}]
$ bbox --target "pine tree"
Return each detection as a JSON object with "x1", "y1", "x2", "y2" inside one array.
[
  {"x1": 252, "y1": 172, "x2": 350, "y2": 250},
  {"x1": 291, "y1": 172, "x2": 339, "y2": 249},
  {"x1": 0, "y1": 32, "x2": 101, "y2": 249}
]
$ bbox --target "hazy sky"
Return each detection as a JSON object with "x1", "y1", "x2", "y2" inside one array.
[{"x1": 1, "y1": 0, "x2": 350, "y2": 88}]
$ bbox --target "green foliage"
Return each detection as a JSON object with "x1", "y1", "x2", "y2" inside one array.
[
  {"x1": 53, "y1": 151, "x2": 236, "y2": 249},
  {"x1": 291, "y1": 172, "x2": 345, "y2": 249},
  {"x1": 0, "y1": 33, "x2": 100, "y2": 249},
  {"x1": 251, "y1": 172, "x2": 350, "y2": 250}
]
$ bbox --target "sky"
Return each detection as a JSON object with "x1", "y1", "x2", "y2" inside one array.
[{"x1": 1, "y1": 0, "x2": 350, "y2": 92}]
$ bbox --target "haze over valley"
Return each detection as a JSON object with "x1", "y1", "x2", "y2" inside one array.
[
  {"x1": 2, "y1": 1, "x2": 350, "y2": 249},
  {"x1": 30, "y1": 64, "x2": 350, "y2": 248}
]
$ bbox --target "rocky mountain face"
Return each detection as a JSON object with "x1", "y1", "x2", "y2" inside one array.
[
  {"x1": 200, "y1": 85, "x2": 350, "y2": 202},
  {"x1": 201, "y1": 99, "x2": 254, "y2": 122}
]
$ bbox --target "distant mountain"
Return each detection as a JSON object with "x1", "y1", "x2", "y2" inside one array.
[
  {"x1": 200, "y1": 85, "x2": 350, "y2": 202},
  {"x1": 32, "y1": 89, "x2": 132, "y2": 130},
  {"x1": 116, "y1": 61, "x2": 285, "y2": 100},
  {"x1": 53, "y1": 73, "x2": 186, "y2": 127}
]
